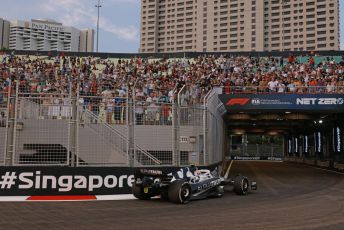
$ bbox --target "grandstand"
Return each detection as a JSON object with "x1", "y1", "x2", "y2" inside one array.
[{"x1": 0, "y1": 50, "x2": 344, "y2": 167}]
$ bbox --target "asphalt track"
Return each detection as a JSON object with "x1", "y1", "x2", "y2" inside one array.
[{"x1": 1, "y1": 161, "x2": 344, "y2": 230}]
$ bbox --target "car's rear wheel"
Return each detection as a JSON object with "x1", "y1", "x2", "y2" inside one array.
[
  {"x1": 132, "y1": 183, "x2": 151, "y2": 200},
  {"x1": 168, "y1": 180, "x2": 191, "y2": 204},
  {"x1": 233, "y1": 175, "x2": 250, "y2": 195},
  {"x1": 160, "y1": 190, "x2": 169, "y2": 201}
]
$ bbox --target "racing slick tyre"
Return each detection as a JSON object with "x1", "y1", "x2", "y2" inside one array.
[
  {"x1": 132, "y1": 183, "x2": 151, "y2": 200},
  {"x1": 160, "y1": 190, "x2": 169, "y2": 201},
  {"x1": 233, "y1": 175, "x2": 250, "y2": 195},
  {"x1": 168, "y1": 179, "x2": 192, "y2": 204}
]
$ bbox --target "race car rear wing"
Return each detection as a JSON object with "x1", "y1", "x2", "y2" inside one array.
[
  {"x1": 134, "y1": 169, "x2": 173, "y2": 184},
  {"x1": 134, "y1": 169, "x2": 170, "y2": 179},
  {"x1": 139, "y1": 169, "x2": 164, "y2": 176}
]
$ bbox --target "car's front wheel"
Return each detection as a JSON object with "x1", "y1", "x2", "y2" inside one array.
[
  {"x1": 214, "y1": 186, "x2": 225, "y2": 198},
  {"x1": 233, "y1": 175, "x2": 250, "y2": 195}
]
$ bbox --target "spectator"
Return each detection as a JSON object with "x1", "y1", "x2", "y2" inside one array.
[{"x1": 0, "y1": 52, "x2": 343, "y2": 126}]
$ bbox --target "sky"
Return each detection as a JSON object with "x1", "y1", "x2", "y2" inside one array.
[{"x1": 0, "y1": 0, "x2": 343, "y2": 53}]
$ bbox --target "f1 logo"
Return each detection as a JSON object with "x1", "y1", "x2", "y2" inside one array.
[{"x1": 226, "y1": 98, "x2": 250, "y2": 106}]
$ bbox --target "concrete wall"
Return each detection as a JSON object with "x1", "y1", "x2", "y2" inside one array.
[
  {"x1": 14, "y1": 119, "x2": 128, "y2": 166},
  {"x1": 11, "y1": 119, "x2": 203, "y2": 165},
  {"x1": 111, "y1": 124, "x2": 203, "y2": 152}
]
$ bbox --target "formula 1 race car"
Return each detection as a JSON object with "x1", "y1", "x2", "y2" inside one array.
[{"x1": 132, "y1": 166, "x2": 257, "y2": 204}]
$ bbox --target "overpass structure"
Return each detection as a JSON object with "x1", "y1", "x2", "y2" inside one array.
[{"x1": 219, "y1": 88, "x2": 344, "y2": 170}]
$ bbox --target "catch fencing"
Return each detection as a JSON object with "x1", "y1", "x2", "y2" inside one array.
[
  {"x1": 13, "y1": 92, "x2": 71, "y2": 166},
  {"x1": 0, "y1": 89, "x2": 9, "y2": 165},
  {"x1": 203, "y1": 88, "x2": 227, "y2": 165},
  {"x1": 1, "y1": 83, "x2": 225, "y2": 167}
]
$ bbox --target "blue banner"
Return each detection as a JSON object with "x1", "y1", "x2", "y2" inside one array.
[{"x1": 219, "y1": 94, "x2": 344, "y2": 111}]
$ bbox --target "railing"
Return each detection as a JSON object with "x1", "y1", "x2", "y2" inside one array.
[
  {"x1": 177, "y1": 84, "x2": 211, "y2": 106},
  {"x1": 81, "y1": 105, "x2": 162, "y2": 166},
  {"x1": 78, "y1": 95, "x2": 127, "y2": 125},
  {"x1": 133, "y1": 102, "x2": 173, "y2": 126},
  {"x1": 16, "y1": 92, "x2": 71, "y2": 120},
  {"x1": 79, "y1": 108, "x2": 128, "y2": 164}
]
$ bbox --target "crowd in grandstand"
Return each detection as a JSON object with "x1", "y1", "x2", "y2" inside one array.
[{"x1": 0, "y1": 52, "x2": 343, "y2": 124}]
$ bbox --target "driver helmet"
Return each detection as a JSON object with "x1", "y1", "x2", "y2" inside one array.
[{"x1": 190, "y1": 164, "x2": 201, "y2": 175}]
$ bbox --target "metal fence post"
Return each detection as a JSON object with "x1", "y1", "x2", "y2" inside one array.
[
  {"x1": 203, "y1": 92, "x2": 212, "y2": 166},
  {"x1": 4, "y1": 81, "x2": 17, "y2": 166},
  {"x1": 172, "y1": 101, "x2": 180, "y2": 166},
  {"x1": 128, "y1": 98, "x2": 135, "y2": 167},
  {"x1": 68, "y1": 82, "x2": 78, "y2": 167},
  {"x1": 75, "y1": 85, "x2": 80, "y2": 166},
  {"x1": 128, "y1": 80, "x2": 138, "y2": 167},
  {"x1": 203, "y1": 108, "x2": 208, "y2": 165}
]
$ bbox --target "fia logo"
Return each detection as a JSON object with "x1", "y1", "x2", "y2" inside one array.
[{"x1": 251, "y1": 98, "x2": 261, "y2": 105}]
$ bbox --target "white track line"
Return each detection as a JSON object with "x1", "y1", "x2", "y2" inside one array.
[
  {"x1": 96, "y1": 194, "x2": 136, "y2": 201},
  {"x1": 0, "y1": 194, "x2": 137, "y2": 202},
  {"x1": 0, "y1": 196, "x2": 28, "y2": 202},
  {"x1": 224, "y1": 160, "x2": 234, "y2": 179}
]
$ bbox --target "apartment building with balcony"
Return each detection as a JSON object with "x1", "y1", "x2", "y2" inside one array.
[{"x1": 140, "y1": 0, "x2": 340, "y2": 53}]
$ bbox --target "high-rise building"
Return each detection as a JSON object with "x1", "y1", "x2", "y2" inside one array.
[
  {"x1": 0, "y1": 18, "x2": 10, "y2": 49},
  {"x1": 140, "y1": 0, "x2": 340, "y2": 53},
  {"x1": 5, "y1": 19, "x2": 94, "y2": 52},
  {"x1": 80, "y1": 29, "x2": 95, "y2": 53}
]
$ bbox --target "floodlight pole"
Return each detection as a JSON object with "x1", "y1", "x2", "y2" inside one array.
[
  {"x1": 95, "y1": 0, "x2": 102, "y2": 52},
  {"x1": 282, "y1": 0, "x2": 285, "y2": 52}
]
